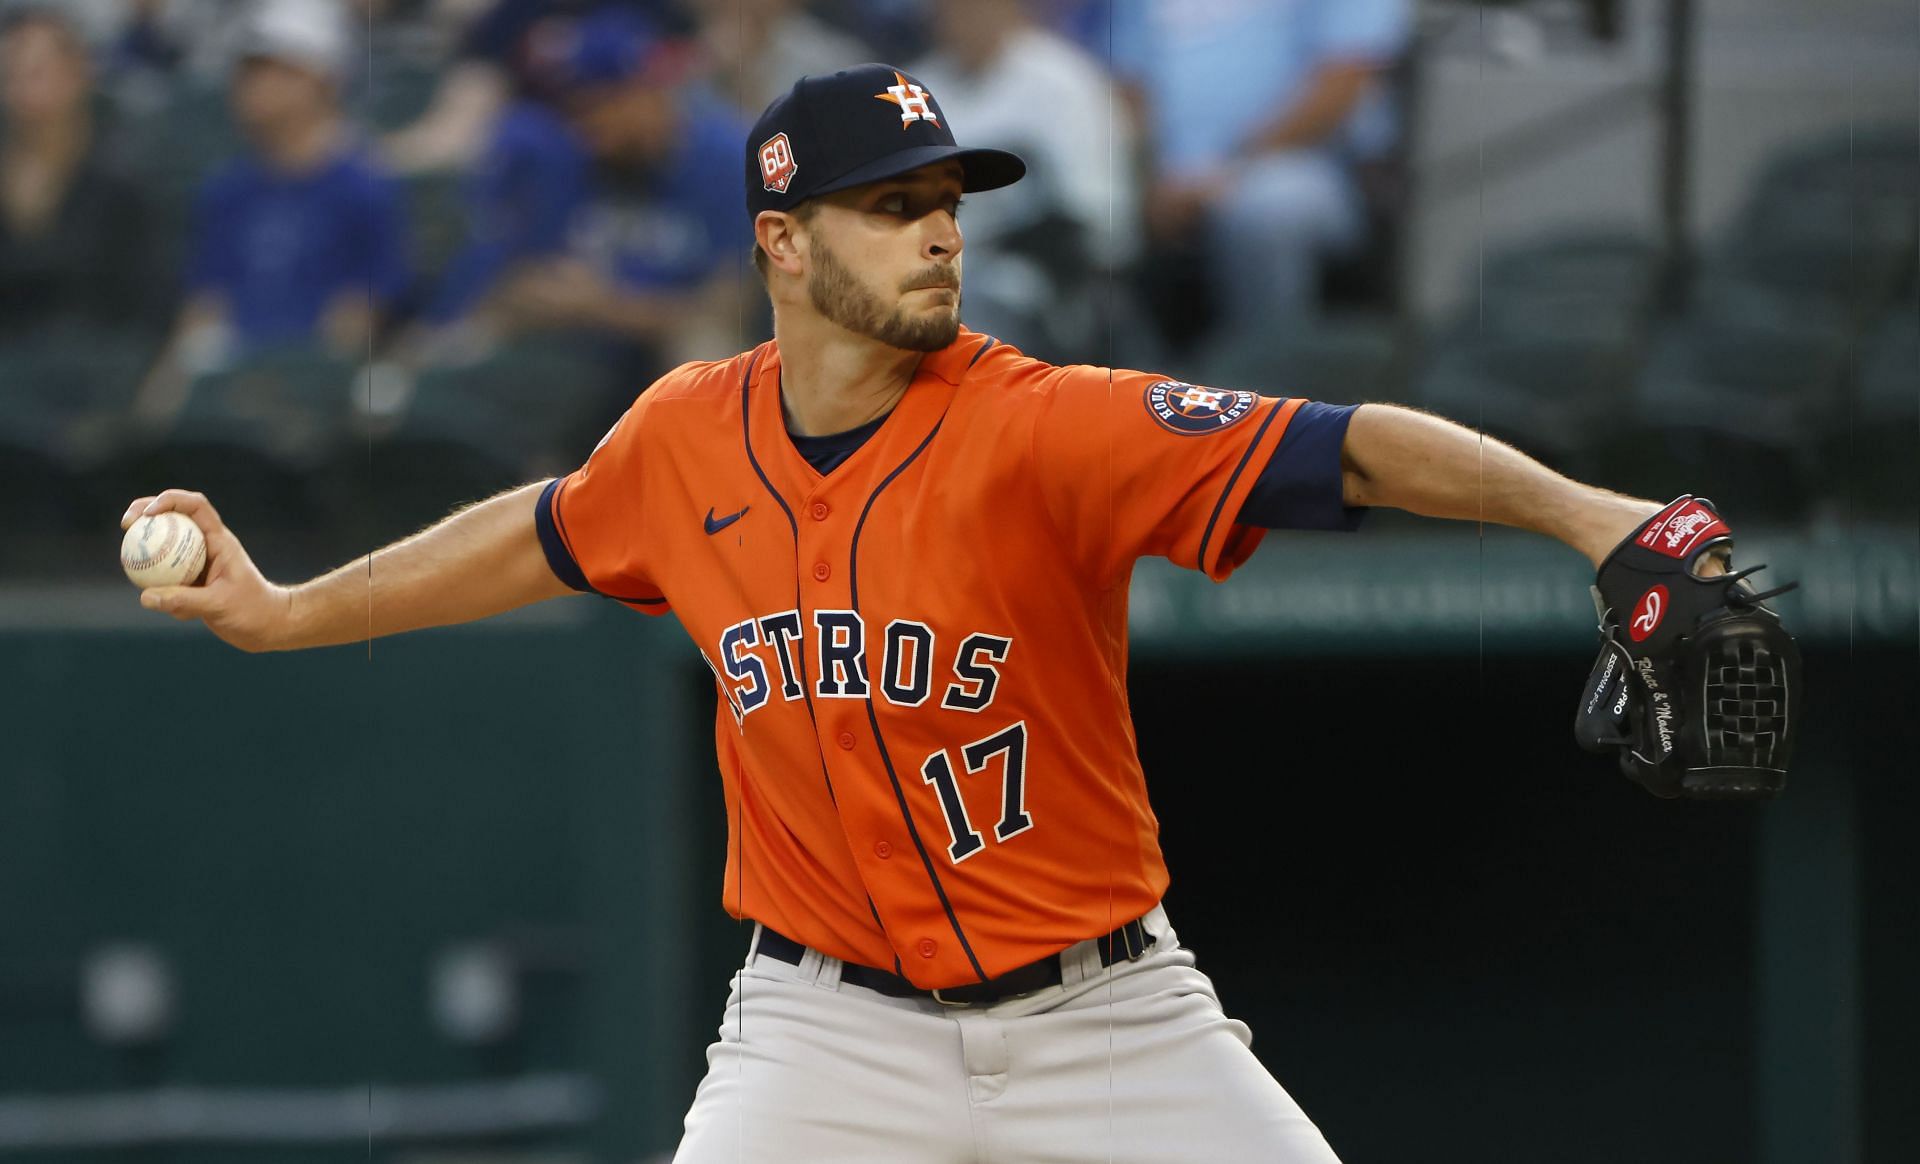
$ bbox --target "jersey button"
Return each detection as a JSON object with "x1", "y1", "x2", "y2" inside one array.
[
  {"x1": 810, "y1": 501, "x2": 830, "y2": 521},
  {"x1": 837, "y1": 731, "x2": 856, "y2": 751},
  {"x1": 812, "y1": 561, "x2": 831, "y2": 582},
  {"x1": 917, "y1": 938, "x2": 937, "y2": 959},
  {"x1": 873, "y1": 840, "x2": 892, "y2": 859}
]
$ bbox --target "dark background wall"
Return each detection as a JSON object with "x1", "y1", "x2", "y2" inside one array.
[{"x1": 5, "y1": 598, "x2": 1904, "y2": 1163}]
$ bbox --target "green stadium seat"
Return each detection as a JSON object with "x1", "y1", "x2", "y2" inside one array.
[
  {"x1": 1615, "y1": 307, "x2": 1852, "y2": 521},
  {"x1": 1414, "y1": 329, "x2": 1638, "y2": 481},
  {"x1": 1841, "y1": 301, "x2": 1920, "y2": 517},
  {"x1": 402, "y1": 171, "x2": 469, "y2": 283},
  {"x1": 104, "y1": 346, "x2": 358, "y2": 574},
  {"x1": 316, "y1": 339, "x2": 622, "y2": 548},
  {"x1": 0, "y1": 327, "x2": 158, "y2": 535},
  {"x1": 1712, "y1": 123, "x2": 1919, "y2": 322},
  {"x1": 115, "y1": 81, "x2": 242, "y2": 208},
  {"x1": 1408, "y1": 229, "x2": 1661, "y2": 481},
  {"x1": 1470, "y1": 228, "x2": 1663, "y2": 350},
  {"x1": 1200, "y1": 315, "x2": 1407, "y2": 405}
]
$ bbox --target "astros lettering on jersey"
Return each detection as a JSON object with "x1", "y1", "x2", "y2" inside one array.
[{"x1": 537, "y1": 329, "x2": 1309, "y2": 989}]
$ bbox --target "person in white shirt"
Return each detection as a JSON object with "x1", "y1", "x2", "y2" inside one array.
[
  {"x1": 689, "y1": 0, "x2": 873, "y2": 118},
  {"x1": 910, "y1": 0, "x2": 1139, "y2": 360}
]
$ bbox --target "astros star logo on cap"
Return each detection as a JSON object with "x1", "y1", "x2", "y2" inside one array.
[
  {"x1": 743, "y1": 64, "x2": 1023, "y2": 217},
  {"x1": 874, "y1": 70, "x2": 939, "y2": 128}
]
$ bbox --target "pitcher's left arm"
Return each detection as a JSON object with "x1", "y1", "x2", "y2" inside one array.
[{"x1": 1337, "y1": 403, "x2": 1725, "y2": 575}]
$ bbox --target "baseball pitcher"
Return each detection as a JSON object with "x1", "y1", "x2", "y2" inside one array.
[{"x1": 126, "y1": 64, "x2": 1799, "y2": 1163}]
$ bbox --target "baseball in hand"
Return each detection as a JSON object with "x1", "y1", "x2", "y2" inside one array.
[{"x1": 121, "y1": 512, "x2": 207, "y2": 589}]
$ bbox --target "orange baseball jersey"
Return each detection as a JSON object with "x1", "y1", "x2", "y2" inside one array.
[{"x1": 538, "y1": 328, "x2": 1321, "y2": 988}]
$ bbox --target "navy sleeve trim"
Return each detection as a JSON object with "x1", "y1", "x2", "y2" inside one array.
[
  {"x1": 1195, "y1": 401, "x2": 1285, "y2": 570},
  {"x1": 1237, "y1": 402, "x2": 1370, "y2": 532},
  {"x1": 535, "y1": 477, "x2": 595, "y2": 594}
]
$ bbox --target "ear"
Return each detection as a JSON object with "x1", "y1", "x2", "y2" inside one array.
[{"x1": 754, "y1": 210, "x2": 807, "y2": 277}]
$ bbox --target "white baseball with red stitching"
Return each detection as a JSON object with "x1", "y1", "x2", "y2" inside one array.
[{"x1": 120, "y1": 512, "x2": 206, "y2": 589}]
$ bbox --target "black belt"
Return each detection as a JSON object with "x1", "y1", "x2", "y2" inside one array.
[{"x1": 755, "y1": 917, "x2": 1156, "y2": 1006}]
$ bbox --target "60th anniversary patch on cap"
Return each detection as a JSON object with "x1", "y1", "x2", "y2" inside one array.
[{"x1": 744, "y1": 63, "x2": 1025, "y2": 220}]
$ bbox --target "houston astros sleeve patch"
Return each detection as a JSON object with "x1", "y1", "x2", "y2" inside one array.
[{"x1": 1031, "y1": 367, "x2": 1301, "y2": 584}]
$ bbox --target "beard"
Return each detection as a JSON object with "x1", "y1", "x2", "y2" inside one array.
[{"x1": 807, "y1": 237, "x2": 962, "y2": 352}]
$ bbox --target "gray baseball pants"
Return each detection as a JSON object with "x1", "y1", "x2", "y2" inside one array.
[{"x1": 672, "y1": 904, "x2": 1343, "y2": 1163}]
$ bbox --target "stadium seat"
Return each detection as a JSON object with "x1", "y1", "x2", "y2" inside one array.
[
  {"x1": 1200, "y1": 315, "x2": 1407, "y2": 405},
  {"x1": 359, "y1": 60, "x2": 440, "y2": 133},
  {"x1": 1404, "y1": 229, "x2": 1660, "y2": 480},
  {"x1": 316, "y1": 339, "x2": 621, "y2": 549},
  {"x1": 1471, "y1": 228, "x2": 1663, "y2": 349},
  {"x1": 402, "y1": 172, "x2": 468, "y2": 284},
  {"x1": 1710, "y1": 123, "x2": 1919, "y2": 322},
  {"x1": 1413, "y1": 329, "x2": 1638, "y2": 480},
  {"x1": 1841, "y1": 300, "x2": 1920, "y2": 518},
  {"x1": 109, "y1": 81, "x2": 244, "y2": 323},
  {"x1": 1701, "y1": 225, "x2": 1911, "y2": 325},
  {"x1": 1479, "y1": 228, "x2": 1662, "y2": 300},
  {"x1": 113, "y1": 80, "x2": 242, "y2": 209},
  {"x1": 0, "y1": 327, "x2": 161, "y2": 575},
  {"x1": 0, "y1": 327, "x2": 155, "y2": 522},
  {"x1": 106, "y1": 346, "x2": 357, "y2": 576},
  {"x1": 1611, "y1": 304, "x2": 1852, "y2": 522},
  {"x1": 1748, "y1": 123, "x2": 1919, "y2": 225},
  {"x1": 0, "y1": 351, "x2": 85, "y2": 536}
]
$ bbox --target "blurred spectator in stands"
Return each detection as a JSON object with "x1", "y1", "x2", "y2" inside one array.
[
  {"x1": 133, "y1": 0, "x2": 410, "y2": 421},
  {"x1": 909, "y1": 0, "x2": 1135, "y2": 360},
  {"x1": 407, "y1": 6, "x2": 746, "y2": 379},
  {"x1": 382, "y1": 0, "x2": 682, "y2": 175},
  {"x1": 98, "y1": 1, "x2": 250, "y2": 94},
  {"x1": 0, "y1": 4, "x2": 160, "y2": 342},
  {"x1": 93, "y1": 1, "x2": 394, "y2": 127},
  {"x1": 1036, "y1": 0, "x2": 1112, "y2": 54},
  {"x1": 107, "y1": 0, "x2": 185, "y2": 77},
  {"x1": 808, "y1": 0, "x2": 928, "y2": 62},
  {"x1": 685, "y1": 0, "x2": 866, "y2": 118},
  {"x1": 1111, "y1": 0, "x2": 1408, "y2": 349}
]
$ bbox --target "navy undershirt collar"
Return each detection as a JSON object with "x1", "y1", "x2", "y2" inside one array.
[{"x1": 786, "y1": 411, "x2": 889, "y2": 476}]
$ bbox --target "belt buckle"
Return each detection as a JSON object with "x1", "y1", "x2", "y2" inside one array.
[
  {"x1": 932, "y1": 960, "x2": 1056, "y2": 1007},
  {"x1": 932, "y1": 983, "x2": 1039, "y2": 1007}
]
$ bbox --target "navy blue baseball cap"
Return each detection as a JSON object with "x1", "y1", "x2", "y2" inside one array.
[{"x1": 746, "y1": 63, "x2": 1026, "y2": 221}]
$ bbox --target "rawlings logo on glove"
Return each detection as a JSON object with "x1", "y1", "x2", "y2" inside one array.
[{"x1": 1573, "y1": 495, "x2": 1803, "y2": 799}]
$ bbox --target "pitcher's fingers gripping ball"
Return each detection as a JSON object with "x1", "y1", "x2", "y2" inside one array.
[{"x1": 121, "y1": 511, "x2": 207, "y2": 589}]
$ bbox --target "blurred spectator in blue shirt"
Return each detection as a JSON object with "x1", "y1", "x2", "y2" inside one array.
[
  {"x1": 808, "y1": 0, "x2": 930, "y2": 63},
  {"x1": 412, "y1": 6, "x2": 749, "y2": 374},
  {"x1": 94, "y1": 0, "x2": 393, "y2": 89},
  {"x1": 134, "y1": 0, "x2": 410, "y2": 420},
  {"x1": 1034, "y1": 0, "x2": 1113, "y2": 53},
  {"x1": 106, "y1": 0, "x2": 185, "y2": 77},
  {"x1": 0, "y1": 4, "x2": 161, "y2": 342},
  {"x1": 910, "y1": 0, "x2": 1138, "y2": 361},
  {"x1": 1111, "y1": 0, "x2": 1409, "y2": 346},
  {"x1": 382, "y1": 0, "x2": 682, "y2": 175},
  {"x1": 684, "y1": 0, "x2": 868, "y2": 118}
]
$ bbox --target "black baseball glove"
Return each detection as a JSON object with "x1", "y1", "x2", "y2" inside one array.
[{"x1": 1573, "y1": 495, "x2": 1802, "y2": 799}]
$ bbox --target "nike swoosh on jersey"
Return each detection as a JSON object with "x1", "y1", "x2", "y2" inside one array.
[{"x1": 704, "y1": 506, "x2": 749, "y2": 535}]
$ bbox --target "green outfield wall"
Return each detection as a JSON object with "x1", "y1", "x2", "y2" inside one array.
[{"x1": 1, "y1": 528, "x2": 1912, "y2": 1163}]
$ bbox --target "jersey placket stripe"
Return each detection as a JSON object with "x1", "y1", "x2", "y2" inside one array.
[
  {"x1": 848, "y1": 415, "x2": 991, "y2": 984},
  {"x1": 739, "y1": 351, "x2": 901, "y2": 972},
  {"x1": 1194, "y1": 399, "x2": 1293, "y2": 571}
]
